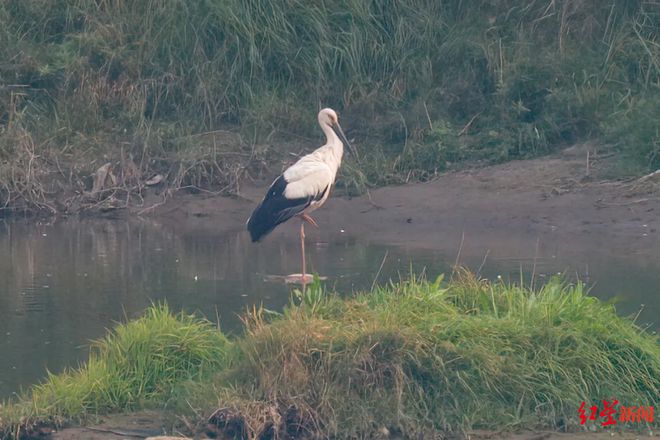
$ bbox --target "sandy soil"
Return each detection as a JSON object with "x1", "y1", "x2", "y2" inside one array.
[{"x1": 49, "y1": 145, "x2": 659, "y2": 440}]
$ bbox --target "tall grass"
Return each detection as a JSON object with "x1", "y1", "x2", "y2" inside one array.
[
  {"x1": 0, "y1": 0, "x2": 658, "y2": 211},
  {"x1": 1, "y1": 273, "x2": 657, "y2": 438}
]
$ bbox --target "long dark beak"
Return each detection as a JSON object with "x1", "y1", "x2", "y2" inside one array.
[{"x1": 332, "y1": 122, "x2": 359, "y2": 162}]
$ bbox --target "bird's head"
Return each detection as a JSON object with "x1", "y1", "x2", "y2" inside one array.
[
  {"x1": 318, "y1": 108, "x2": 339, "y2": 127},
  {"x1": 318, "y1": 108, "x2": 358, "y2": 160}
]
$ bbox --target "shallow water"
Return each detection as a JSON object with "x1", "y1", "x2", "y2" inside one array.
[{"x1": 0, "y1": 218, "x2": 657, "y2": 398}]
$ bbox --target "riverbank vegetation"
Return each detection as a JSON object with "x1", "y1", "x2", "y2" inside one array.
[
  {"x1": 1, "y1": 272, "x2": 658, "y2": 438},
  {"x1": 0, "y1": 0, "x2": 658, "y2": 213}
]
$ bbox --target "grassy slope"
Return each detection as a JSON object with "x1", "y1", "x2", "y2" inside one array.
[
  {"x1": 0, "y1": 1, "x2": 658, "y2": 212},
  {"x1": 0, "y1": 273, "x2": 658, "y2": 438}
]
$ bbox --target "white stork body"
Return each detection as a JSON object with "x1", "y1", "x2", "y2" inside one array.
[
  {"x1": 281, "y1": 137, "x2": 341, "y2": 205},
  {"x1": 247, "y1": 108, "x2": 355, "y2": 283}
]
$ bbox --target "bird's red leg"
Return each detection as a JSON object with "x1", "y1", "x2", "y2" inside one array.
[
  {"x1": 301, "y1": 213, "x2": 318, "y2": 228},
  {"x1": 300, "y1": 219, "x2": 307, "y2": 292}
]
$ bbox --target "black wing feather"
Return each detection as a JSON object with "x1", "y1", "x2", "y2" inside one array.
[{"x1": 247, "y1": 175, "x2": 313, "y2": 242}]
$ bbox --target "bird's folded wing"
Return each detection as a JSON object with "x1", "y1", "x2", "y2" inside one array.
[{"x1": 283, "y1": 161, "x2": 334, "y2": 200}]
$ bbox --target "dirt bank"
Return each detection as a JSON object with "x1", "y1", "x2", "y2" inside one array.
[
  {"x1": 48, "y1": 412, "x2": 656, "y2": 439},
  {"x1": 150, "y1": 144, "x2": 660, "y2": 269}
]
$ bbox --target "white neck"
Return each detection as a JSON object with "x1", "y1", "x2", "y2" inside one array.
[{"x1": 321, "y1": 122, "x2": 344, "y2": 161}]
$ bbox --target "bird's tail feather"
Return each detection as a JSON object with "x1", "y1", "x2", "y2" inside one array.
[
  {"x1": 247, "y1": 200, "x2": 310, "y2": 242},
  {"x1": 247, "y1": 210, "x2": 271, "y2": 242},
  {"x1": 247, "y1": 201, "x2": 285, "y2": 242},
  {"x1": 247, "y1": 175, "x2": 311, "y2": 242}
]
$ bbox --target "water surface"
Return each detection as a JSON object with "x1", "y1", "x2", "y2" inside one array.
[{"x1": 0, "y1": 218, "x2": 657, "y2": 398}]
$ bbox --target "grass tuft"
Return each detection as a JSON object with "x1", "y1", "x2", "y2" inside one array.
[
  {"x1": 1, "y1": 274, "x2": 658, "y2": 438},
  {"x1": 0, "y1": 304, "x2": 229, "y2": 437}
]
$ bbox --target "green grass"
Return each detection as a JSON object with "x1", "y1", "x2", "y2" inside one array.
[
  {"x1": 1, "y1": 272, "x2": 658, "y2": 438},
  {"x1": 0, "y1": 1, "x2": 658, "y2": 211},
  {"x1": 0, "y1": 304, "x2": 229, "y2": 438}
]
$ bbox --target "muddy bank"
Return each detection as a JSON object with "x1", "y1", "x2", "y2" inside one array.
[
  {"x1": 150, "y1": 144, "x2": 660, "y2": 276},
  {"x1": 47, "y1": 411, "x2": 656, "y2": 439}
]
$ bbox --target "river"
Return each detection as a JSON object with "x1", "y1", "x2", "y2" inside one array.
[{"x1": 0, "y1": 217, "x2": 657, "y2": 398}]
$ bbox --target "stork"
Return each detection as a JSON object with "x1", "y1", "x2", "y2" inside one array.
[{"x1": 247, "y1": 108, "x2": 356, "y2": 284}]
